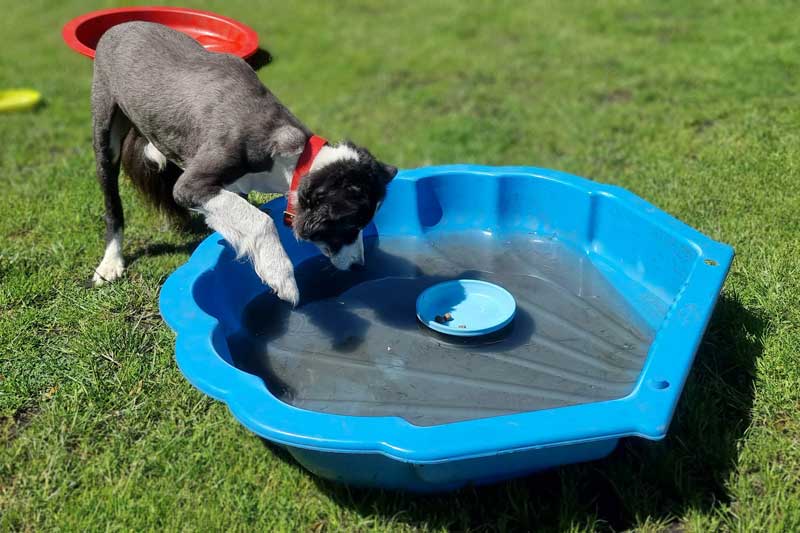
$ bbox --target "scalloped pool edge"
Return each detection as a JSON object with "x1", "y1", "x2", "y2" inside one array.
[{"x1": 159, "y1": 165, "x2": 733, "y2": 477}]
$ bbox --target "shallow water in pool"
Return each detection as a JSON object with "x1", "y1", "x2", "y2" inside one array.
[{"x1": 228, "y1": 230, "x2": 657, "y2": 426}]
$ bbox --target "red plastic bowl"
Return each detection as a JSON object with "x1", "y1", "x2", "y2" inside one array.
[{"x1": 62, "y1": 6, "x2": 259, "y2": 60}]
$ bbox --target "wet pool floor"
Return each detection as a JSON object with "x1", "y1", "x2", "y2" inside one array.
[{"x1": 228, "y1": 230, "x2": 655, "y2": 426}]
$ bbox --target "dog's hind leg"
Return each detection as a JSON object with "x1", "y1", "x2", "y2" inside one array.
[{"x1": 91, "y1": 81, "x2": 131, "y2": 286}]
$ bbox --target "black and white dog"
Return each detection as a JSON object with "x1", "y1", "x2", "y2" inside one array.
[{"x1": 90, "y1": 22, "x2": 397, "y2": 305}]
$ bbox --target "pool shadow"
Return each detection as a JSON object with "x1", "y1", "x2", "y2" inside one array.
[
  {"x1": 125, "y1": 238, "x2": 204, "y2": 268},
  {"x1": 229, "y1": 332, "x2": 298, "y2": 401},
  {"x1": 255, "y1": 293, "x2": 762, "y2": 531}
]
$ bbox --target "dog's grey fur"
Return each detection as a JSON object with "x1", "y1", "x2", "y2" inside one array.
[{"x1": 91, "y1": 22, "x2": 396, "y2": 304}]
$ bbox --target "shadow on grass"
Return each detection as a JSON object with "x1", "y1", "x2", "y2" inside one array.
[
  {"x1": 259, "y1": 294, "x2": 763, "y2": 531},
  {"x1": 125, "y1": 217, "x2": 208, "y2": 268},
  {"x1": 125, "y1": 240, "x2": 203, "y2": 267}
]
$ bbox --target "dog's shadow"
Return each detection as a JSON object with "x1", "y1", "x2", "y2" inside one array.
[
  {"x1": 122, "y1": 214, "x2": 209, "y2": 268},
  {"x1": 233, "y1": 236, "x2": 538, "y2": 359},
  {"x1": 251, "y1": 295, "x2": 764, "y2": 531}
]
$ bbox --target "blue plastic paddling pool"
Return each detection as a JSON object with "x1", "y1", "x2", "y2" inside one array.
[{"x1": 159, "y1": 165, "x2": 733, "y2": 492}]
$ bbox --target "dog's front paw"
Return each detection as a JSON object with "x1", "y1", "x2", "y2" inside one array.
[
  {"x1": 272, "y1": 269, "x2": 299, "y2": 307},
  {"x1": 92, "y1": 256, "x2": 125, "y2": 286},
  {"x1": 253, "y1": 250, "x2": 299, "y2": 306}
]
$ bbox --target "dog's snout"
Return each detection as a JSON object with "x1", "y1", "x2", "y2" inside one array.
[{"x1": 324, "y1": 230, "x2": 365, "y2": 271}]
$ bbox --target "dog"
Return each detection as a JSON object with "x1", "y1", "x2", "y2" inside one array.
[{"x1": 90, "y1": 22, "x2": 397, "y2": 305}]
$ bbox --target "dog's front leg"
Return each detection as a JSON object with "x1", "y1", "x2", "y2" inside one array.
[{"x1": 174, "y1": 169, "x2": 299, "y2": 306}]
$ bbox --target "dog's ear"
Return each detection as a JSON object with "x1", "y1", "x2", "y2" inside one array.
[{"x1": 381, "y1": 163, "x2": 398, "y2": 185}]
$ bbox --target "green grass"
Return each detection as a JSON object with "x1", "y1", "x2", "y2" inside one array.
[{"x1": 2, "y1": 0, "x2": 800, "y2": 530}]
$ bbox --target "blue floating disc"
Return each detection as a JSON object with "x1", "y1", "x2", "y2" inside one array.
[{"x1": 416, "y1": 279, "x2": 516, "y2": 337}]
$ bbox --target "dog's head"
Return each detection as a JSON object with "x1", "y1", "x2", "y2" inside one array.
[{"x1": 292, "y1": 142, "x2": 397, "y2": 270}]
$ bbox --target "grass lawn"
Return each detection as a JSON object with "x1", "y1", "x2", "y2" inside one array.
[{"x1": 2, "y1": 0, "x2": 799, "y2": 530}]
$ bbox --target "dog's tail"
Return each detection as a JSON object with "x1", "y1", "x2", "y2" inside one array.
[{"x1": 120, "y1": 128, "x2": 188, "y2": 222}]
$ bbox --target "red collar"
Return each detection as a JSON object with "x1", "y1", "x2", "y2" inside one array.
[{"x1": 283, "y1": 134, "x2": 328, "y2": 227}]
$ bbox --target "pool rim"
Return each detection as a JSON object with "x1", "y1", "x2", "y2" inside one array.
[{"x1": 159, "y1": 164, "x2": 734, "y2": 464}]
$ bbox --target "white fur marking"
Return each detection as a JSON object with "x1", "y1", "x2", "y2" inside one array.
[
  {"x1": 329, "y1": 230, "x2": 365, "y2": 270},
  {"x1": 143, "y1": 142, "x2": 168, "y2": 171},
  {"x1": 309, "y1": 143, "x2": 359, "y2": 173},
  {"x1": 92, "y1": 230, "x2": 124, "y2": 285},
  {"x1": 200, "y1": 190, "x2": 299, "y2": 305}
]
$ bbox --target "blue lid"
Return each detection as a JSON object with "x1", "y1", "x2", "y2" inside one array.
[{"x1": 416, "y1": 279, "x2": 516, "y2": 337}]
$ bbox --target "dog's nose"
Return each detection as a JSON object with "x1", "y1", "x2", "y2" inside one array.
[{"x1": 349, "y1": 262, "x2": 365, "y2": 272}]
